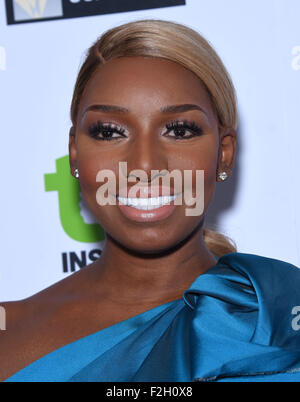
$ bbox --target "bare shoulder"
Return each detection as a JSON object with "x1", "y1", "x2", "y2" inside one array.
[
  {"x1": 0, "y1": 266, "x2": 94, "y2": 382},
  {"x1": 0, "y1": 299, "x2": 28, "y2": 331},
  {"x1": 1, "y1": 268, "x2": 80, "y2": 315},
  {"x1": 0, "y1": 298, "x2": 33, "y2": 381}
]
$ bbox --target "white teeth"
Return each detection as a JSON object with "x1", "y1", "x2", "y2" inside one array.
[{"x1": 117, "y1": 195, "x2": 178, "y2": 210}]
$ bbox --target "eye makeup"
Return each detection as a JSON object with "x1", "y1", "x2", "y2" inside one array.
[
  {"x1": 164, "y1": 119, "x2": 203, "y2": 140},
  {"x1": 88, "y1": 120, "x2": 126, "y2": 141},
  {"x1": 87, "y1": 119, "x2": 204, "y2": 141}
]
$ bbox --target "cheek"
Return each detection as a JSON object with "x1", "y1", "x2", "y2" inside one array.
[
  {"x1": 75, "y1": 141, "x2": 118, "y2": 210},
  {"x1": 202, "y1": 151, "x2": 218, "y2": 209},
  {"x1": 168, "y1": 143, "x2": 218, "y2": 210}
]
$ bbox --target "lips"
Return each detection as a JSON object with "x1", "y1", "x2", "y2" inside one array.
[
  {"x1": 117, "y1": 197, "x2": 178, "y2": 223},
  {"x1": 115, "y1": 186, "x2": 181, "y2": 223}
]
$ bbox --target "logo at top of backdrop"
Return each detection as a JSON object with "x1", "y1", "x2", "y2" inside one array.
[
  {"x1": 11, "y1": 0, "x2": 63, "y2": 21},
  {"x1": 6, "y1": 0, "x2": 186, "y2": 25},
  {"x1": 44, "y1": 155, "x2": 105, "y2": 243}
]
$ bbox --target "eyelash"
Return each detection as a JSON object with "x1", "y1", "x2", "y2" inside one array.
[
  {"x1": 87, "y1": 119, "x2": 203, "y2": 141},
  {"x1": 165, "y1": 120, "x2": 203, "y2": 139},
  {"x1": 88, "y1": 121, "x2": 126, "y2": 141}
]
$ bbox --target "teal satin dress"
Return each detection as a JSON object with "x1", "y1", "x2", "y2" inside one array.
[{"x1": 5, "y1": 252, "x2": 300, "y2": 382}]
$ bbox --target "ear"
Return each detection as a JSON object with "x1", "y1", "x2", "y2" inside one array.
[
  {"x1": 69, "y1": 126, "x2": 77, "y2": 176},
  {"x1": 216, "y1": 127, "x2": 237, "y2": 181}
]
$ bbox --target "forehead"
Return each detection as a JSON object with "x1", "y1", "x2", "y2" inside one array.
[{"x1": 78, "y1": 56, "x2": 215, "y2": 118}]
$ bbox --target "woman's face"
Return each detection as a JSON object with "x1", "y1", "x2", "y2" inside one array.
[{"x1": 70, "y1": 56, "x2": 236, "y2": 253}]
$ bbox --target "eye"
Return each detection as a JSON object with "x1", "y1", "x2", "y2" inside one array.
[
  {"x1": 88, "y1": 120, "x2": 127, "y2": 141},
  {"x1": 163, "y1": 120, "x2": 203, "y2": 140}
]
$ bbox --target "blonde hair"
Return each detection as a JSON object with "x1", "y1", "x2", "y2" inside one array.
[{"x1": 70, "y1": 19, "x2": 238, "y2": 258}]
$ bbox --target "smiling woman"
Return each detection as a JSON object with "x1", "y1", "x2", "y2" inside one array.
[
  {"x1": 1, "y1": 19, "x2": 300, "y2": 383},
  {"x1": 68, "y1": 20, "x2": 238, "y2": 257}
]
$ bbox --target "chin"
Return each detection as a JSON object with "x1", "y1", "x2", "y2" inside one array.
[{"x1": 111, "y1": 232, "x2": 182, "y2": 255}]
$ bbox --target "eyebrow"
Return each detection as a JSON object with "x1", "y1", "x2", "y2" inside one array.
[{"x1": 82, "y1": 103, "x2": 208, "y2": 117}]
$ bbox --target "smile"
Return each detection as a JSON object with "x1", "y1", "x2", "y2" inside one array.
[{"x1": 116, "y1": 195, "x2": 179, "y2": 210}]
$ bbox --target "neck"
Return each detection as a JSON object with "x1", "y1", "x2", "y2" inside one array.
[{"x1": 88, "y1": 226, "x2": 218, "y2": 307}]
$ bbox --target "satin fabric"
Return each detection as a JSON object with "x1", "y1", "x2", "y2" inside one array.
[{"x1": 5, "y1": 252, "x2": 300, "y2": 382}]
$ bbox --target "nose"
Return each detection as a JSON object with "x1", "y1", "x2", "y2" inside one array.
[{"x1": 121, "y1": 128, "x2": 168, "y2": 183}]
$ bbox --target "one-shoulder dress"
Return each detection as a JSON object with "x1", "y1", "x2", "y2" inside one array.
[{"x1": 5, "y1": 252, "x2": 300, "y2": 382}]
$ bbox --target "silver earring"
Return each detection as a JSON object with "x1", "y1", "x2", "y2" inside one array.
[
  {"x1": 74, "y1": 168, "x2": 79, "y2": 179},
  {"x1": 218, "y1": 171, "x2": 228, "y2": 181}
]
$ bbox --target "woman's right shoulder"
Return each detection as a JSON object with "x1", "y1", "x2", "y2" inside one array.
[
  {"x1": 0, "y1": 299, "x2": 25, "y2": 323},
  {"x1": 0, "y1": 297, "x2": 38, "y2": 334},
  {"x1": 0, "y1": 263, "x2": 96, "y2": 330},
  {"x1": 0, "y1": 299, "x2": 32, "y2": 381},
  {"x1": 0, "y1": 268, "x2": 92, "y2": 382}
]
